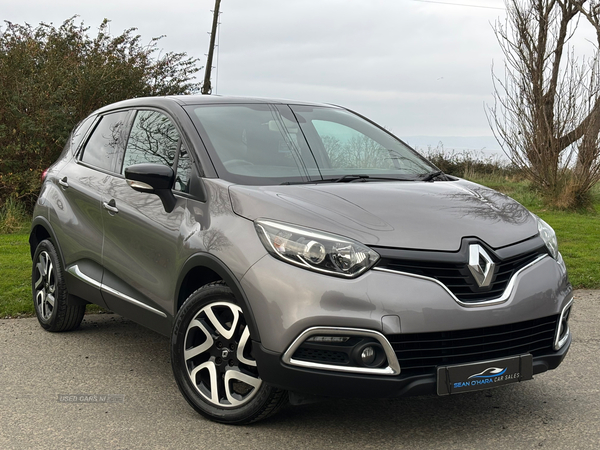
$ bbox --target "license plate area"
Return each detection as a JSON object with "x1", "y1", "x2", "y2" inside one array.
[{"x1": 437, "y1": 354, "x2": 533, "y2": 395}]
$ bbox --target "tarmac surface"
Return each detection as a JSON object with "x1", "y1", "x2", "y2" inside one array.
[{"x1": 0, "y1": 290, "x2": 598, "y2": 450}]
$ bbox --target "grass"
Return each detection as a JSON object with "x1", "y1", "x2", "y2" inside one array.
[
  {"x1": 535, "y1": 209, "x2": 600, "y2": 288},
  {"x1": 0, "y1": 178, "x2": 598, "y2": 317},
  {"x1": 0, "y1": 233, "x2": 32, "y2": 317},
  {"x1": 469, "y1": 175, "x2": 600, "y2": 289},
  {"x1": 0, "y1": 228, "x2": 106, "y2": 318},
  {"x1": 0, "y1": 197, "x2": 30, "y2": 234}
]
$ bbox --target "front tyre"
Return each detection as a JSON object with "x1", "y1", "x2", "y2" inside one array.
[
  {"x1": 171, "y1": 282, "x2": 287, "y2": 424},
  {"x1": 32, "y1": 239, "x2": 85, "y2": 331}
]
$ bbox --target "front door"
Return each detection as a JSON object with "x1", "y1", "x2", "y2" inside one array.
[{"x1": 99, "y1": 109, "x2": 192, "y2": 334}]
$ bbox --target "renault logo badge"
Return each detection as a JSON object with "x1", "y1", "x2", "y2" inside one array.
[{"x1": 468, "y1": 244, "x2": 495, "y2": 287}]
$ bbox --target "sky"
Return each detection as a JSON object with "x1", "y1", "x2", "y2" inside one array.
[{"x1": 1, "y1": 0, "x2": 596, "y2": 156}]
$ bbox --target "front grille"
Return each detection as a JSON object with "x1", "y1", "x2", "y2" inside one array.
[
  {"x1": 387, "y1": 315, "x2": 558, "y2": 376},
  {"x1": 375, "y1": 240, "x2": 547, "y2": 303}
]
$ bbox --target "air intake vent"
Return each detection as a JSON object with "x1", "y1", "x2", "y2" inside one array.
[{"x1": 386, "y1": 315, "x2": 558, "y2": 376}]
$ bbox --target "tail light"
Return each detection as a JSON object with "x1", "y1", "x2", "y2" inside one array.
[{"x1": 41, "y1": 168, "x2": 49, "y2": 183}]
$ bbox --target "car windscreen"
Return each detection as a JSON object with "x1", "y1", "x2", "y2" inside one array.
[
  {"x1": 187, "y1": 103, "x2": 436, "y2": 185},
  {"x1": 290, "y1": 105, "x2": 435, "y2": 179}
]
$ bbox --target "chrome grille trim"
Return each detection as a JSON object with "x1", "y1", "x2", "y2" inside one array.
[{"x1": 373, "y1": 254, "x2": 548, "y2": 308}]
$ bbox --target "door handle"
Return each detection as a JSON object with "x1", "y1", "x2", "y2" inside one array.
[
  {"x1": 58, "y1": 177, "x2": 69, "y2": 188},
  {"x1": 102, "y1": 200, "x2": 119, "y2": 214}
]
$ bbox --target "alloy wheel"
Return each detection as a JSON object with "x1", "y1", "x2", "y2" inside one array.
[
  {"x1": 34, "y1": 251, "x2": 55, "y2": 321},
  {"x1": 183, "y1": 301, "x2": 262, "y2": 408}
]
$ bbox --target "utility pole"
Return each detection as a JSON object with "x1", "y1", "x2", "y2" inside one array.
[{"x1": 202, "y1": 0, "x2": 221, "y2": 95}]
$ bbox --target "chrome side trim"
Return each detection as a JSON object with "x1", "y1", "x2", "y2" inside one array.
[
  {"x1": 67, "y1": 264, "x2": 167, "y2": 318},
  {"x1": 67, "y1": 265, "x2": 102, "y2": 289},
  {"x1": 554, "y1": 297, "x2": 573, "y2": 351},
  {"x1": 101, "y1": 284, "x2": 167, "y2": 318},
  {"x1": 282, "y1": 326, "x2": 401, "y2": 376},
  {"x1": 373, "y1": 254, "x2": 548, "y2": 308}
]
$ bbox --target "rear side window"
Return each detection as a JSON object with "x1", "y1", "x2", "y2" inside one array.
[
  {"x1": 69, "y1": 115, "x2": 96, "y2": 155},
  {"x1": 81, "y1": 111, "x2": 130, "y2": 172}
]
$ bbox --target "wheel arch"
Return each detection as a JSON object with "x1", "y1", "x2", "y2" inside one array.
[
  {"x1": 29, "y1": 216, "x2": 62, "y2": 263},
  {"x1": 29, "y1": 217, "x2": 89, "y2": 307},
  {"x1": 175, "y1": 253, "x2": 261, "y2": 342}
]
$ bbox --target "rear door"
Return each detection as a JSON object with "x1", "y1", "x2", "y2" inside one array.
[
  {"x1": 54, "y1": 111, "x2": 130, "y2": 307},
  {"x1": 99, "y1": 109, "x2": 193, "y2": 333}
]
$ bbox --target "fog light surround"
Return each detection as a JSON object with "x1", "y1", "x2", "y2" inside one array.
[
  {"x1": 283, "y1": 327, "x2": 401, "y2": 376},
  {"x1": 554, "y1": 298, "x2": 573, "y2": 351}
]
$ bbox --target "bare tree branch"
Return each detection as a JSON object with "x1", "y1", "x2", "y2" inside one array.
[{"x1": 488, "y1": 0, "x2": 600, "y2": 208}]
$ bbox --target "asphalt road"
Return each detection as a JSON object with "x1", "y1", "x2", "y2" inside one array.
[{"x1": 1, "y1": 290, "x2": 598, "y2": 450}]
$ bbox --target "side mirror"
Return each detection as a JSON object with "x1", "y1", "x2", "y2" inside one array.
[{"x1": 125, "y1": 163, "x2": 177, "y2": 213}]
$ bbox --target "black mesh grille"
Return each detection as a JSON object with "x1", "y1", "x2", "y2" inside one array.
[
  {"x1": 293, "y1": 347, "x2": 349, "y2": 364},
  {"x1": 376, "y1": 245, "x2": 546, "y2": 303},
  {"x1": 387, "y1": 315, "x2": 558, "y2": 376}
]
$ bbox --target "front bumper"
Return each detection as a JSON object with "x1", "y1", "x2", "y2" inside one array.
[
  {"x1": 241, "y1": 252, "x2": 572, "y2": 354},
  {"x1": 253, "y1": 334, "x2": 572, "y2": 398},
  {"x1": 242, "y1": 237, "x2": 572, "y2": 397}
]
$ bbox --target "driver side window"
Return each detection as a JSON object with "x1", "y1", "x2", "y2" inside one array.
[{"x1": 122, "y1": 110, "x2": 192, "y2": 193}]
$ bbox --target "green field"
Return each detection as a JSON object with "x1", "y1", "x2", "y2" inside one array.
[
  {"x1": 471, "y1": 176, "x2": 600, "y2": 290},
  {"x1": 1, "y1": 179, "x2": 598, "y2": 317},
  {"x1": 0, "y1": 229, "x2": 104, "y2": 318},
  {"x1": 0, "y1": 233, "x2": 31, "y2": 317}
]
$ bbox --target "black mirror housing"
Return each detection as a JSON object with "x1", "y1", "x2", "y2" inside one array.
[
  {"x1": 125, "y1": 163, "x2": 177, "y2": 212},
  {"x1": 125, "y1": 163, "x2": 175, "y2": 190}
]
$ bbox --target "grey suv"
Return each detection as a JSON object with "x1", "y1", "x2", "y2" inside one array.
[{"x1": 30, "y1": 95, "x2": 573, "y2": 424}]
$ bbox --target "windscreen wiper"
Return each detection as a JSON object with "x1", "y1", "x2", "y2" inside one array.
[
  {"x1": 281, "y1": 175, "x2": 413, "y2": 185},
  {"x1": 332, "y1": 174, "x2": 410, "y2": 183},
  {"x1": 420, "y1": 170, "x2": 444, "y2": 182}
]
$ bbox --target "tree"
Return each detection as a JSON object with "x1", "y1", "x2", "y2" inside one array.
[
  {"x1": 0, "y1": 17, "x2": 201, "y2": 207},
  {"x1": 488, "y1": 0, "x2": 600, "y2": 208}
]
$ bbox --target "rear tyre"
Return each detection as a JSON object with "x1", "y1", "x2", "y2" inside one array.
[
  {"x1": 32, "y1": 239, "x2": 85, "y2": 332},
  {"x1": 171, "y1": 282, "x2": 287, "y2": 424}
]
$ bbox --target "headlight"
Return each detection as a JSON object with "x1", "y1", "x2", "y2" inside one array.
[
  {"x1": 533, "y1": 214, "x2": 559, "y2": 259},
  {"x1": 255, "y1": 219, "x2": 380, "y2": 277}
]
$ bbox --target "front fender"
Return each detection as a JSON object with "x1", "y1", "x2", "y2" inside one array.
[{"x1": 175, "y1": 252, "x2": 261, "y2": 342}]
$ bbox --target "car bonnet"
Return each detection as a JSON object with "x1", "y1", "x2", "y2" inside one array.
[{"x1": 228, "y1": 179, "x2": 538, "y2": 251}]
